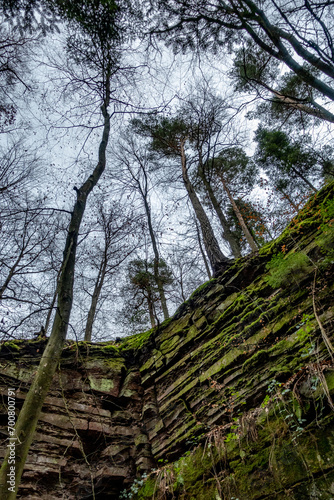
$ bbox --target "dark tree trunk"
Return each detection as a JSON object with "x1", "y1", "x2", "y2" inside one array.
[
  {"x1": 147, "y1": 289, "x2": 157, "y2": 328},
  {"x1": 278, "y1": 188, "x2": 299, "y2": 211},
  {"x1": 220, "y1": 177, "x2": 258, "y2": 253},
  {"x1": 44, "y1": 287, "x2": 57, "y2": 334},
  {"x1": 180, "y1": 142, "x2": 229, "y2": 274},
  {"x1": 84, "y1": 256, "x2": 107, "y2": 342},
  {"x1": 238, "y1": 0, "x2": 334, "y2": 103},
  {"x1": 290, "y1": 166, "x2": 317, "y2": 192},
  {"x1": 198, "y1": 165, "x2": 242, "y2": 258},
  {"x1": 0, "y1": 247, "x2": 25, "y2": 300},
  {"x1": 194, "y1": 218, "x2": 212, "y2": 279},
  {"x1": 0, "y1": 103, "x2": 110, "y2": 499},
  {"x1": 143, "y1": 196, "x2": 169, "y2": 320}
]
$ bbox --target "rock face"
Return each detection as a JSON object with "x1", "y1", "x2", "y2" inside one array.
[{"x1": 1, "y1": 182, "x2": 334, "y2": 500}]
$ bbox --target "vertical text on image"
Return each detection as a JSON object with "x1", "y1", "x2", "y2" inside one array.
[{"x1": 7, "y1": 388, "x2": 17, "y2": 493}]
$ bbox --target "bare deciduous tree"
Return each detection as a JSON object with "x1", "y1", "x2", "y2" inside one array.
[
  {"x1": 113, "y1": 134, "x2": 171, "y2": 320},
  {"x1": 81, "y1": 199, "x2": 138, "y2": 341}
]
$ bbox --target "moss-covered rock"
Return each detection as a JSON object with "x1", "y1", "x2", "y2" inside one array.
[{"x1": 1, "y1": 182, "x2": 334, "y2": 500}]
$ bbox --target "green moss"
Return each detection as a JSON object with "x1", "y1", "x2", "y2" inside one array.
[
  {"x1": 135, "y1": 402, "x2": 334, "y2": 500},
  {"x1": 135, "y1": 477, "x2": 156, "y2": 499},
  {"x1": 82, "y1": 356, "x2": 125, "y2": 372},
  {"x1": 158, "y1": 316, "x2": 174, "y2": 329},
  {"x1": 242, "y1": 349, "x2": 269, "y2": 372},
  {"x1": 258, "y1": 223, "x2": 295, "y2": 256},
  {"x1": 0, "y1": 362, "x2": 36, "y2": 382},
  {"x1": 87, "y1": 375, "x2": 114, "y2": 393},
  {"x1": 160, "y1": 335, "x2": 180, "y2": 355},
  {"x1": 259, "y1": 181, "x2": 334, "y2": 258},
  {"x1": 271, "y1": 305, "x2": 305, "y2": 336},
  {"x1": 2, "y1": 341, "x2": 21, "y2": 351},
  {"x1": 61, "y1": 341, "x2": 122, "y2": 359},
  {"x1": 101, "y1": 344, "x2": 119, "y2": 353},
  {"x1": 119, "y1": 328, "x2": 153, "y2": 353},
  {"x1": 214, "y1": 292, "x2": 248, "y2": 324},
  {"x1": 140, "y1": 349, "x2": 163, "y2": 374},
  {"x1": 189, "y1": 278, "x2": 217, "y2": 300},
  {"x1": 324, "y1": 370, "x2": 334, "y2": 393},
  {"x1": 199, "y1": 347, "x2": 242, "y2": 382},
  {"x1": 175, "y1": 445, "x2": 215, "y2": 485},
  {"x1": 136, "y1": 408, "x2": 334, "y2": 498}
]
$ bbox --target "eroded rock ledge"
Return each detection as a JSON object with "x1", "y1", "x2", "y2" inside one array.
[{"x1": 1, "y1": 182, "x2": 334, "y2": 499}]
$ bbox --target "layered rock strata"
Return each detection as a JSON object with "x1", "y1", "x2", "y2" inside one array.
[{"x1": 1, "y1": 182, "x2": 334, "y2": 499}]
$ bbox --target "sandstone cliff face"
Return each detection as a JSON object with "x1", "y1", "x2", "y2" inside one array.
[{"x1": 1, "y1": 182, "x2": 334, "y2": 500}]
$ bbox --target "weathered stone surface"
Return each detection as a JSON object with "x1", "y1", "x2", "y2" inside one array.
[{"x1": 0, "y1": 182, "x2": 334, "y2": 499}]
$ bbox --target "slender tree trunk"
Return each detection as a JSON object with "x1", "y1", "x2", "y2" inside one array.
[
  {"x1": 44, "y1": 288, "x2": 57, "y2": 334},
  {"x1": 178, "y1": 270, "x2": 187, "y2": 302},
  {"x1": 263, "y1": 223, "x2": 273, "y2": 240},
  {"x1": 44, "y1": 265, "x2": 63, "y2": 334},
  {"x1": 270, "y1": 88, "x2": 334, "y2": 124},
  {"x1": 194, "y1": 218, "x2": 212, "y2": 279},
  {"x1": 84, "y1": 257, "x2": 107, "y2": 342},
  {"x1": 0, "y1": 104, "x2": 110, "y2": 500},
  {"x1": 180, "y1": 142, "x2": 228, "y2": 274},
  {"x1": 0, "y1": 212, "x2": 31, "y2": 301},
  {"x1": 220, "y1": 177, "x2": 258, "y2": 252},
  {"x1": 0, "y1": 248, "x2": 25, "y2": 301},
  {"x1": 290, "y1": 166, "x2": 317, "y2": 192},
  {"x1": 278, "y1": 188, "x2": 299, "y2": 211},
  {"x1": 143, "y1": 197, "x2": 169, "y2": 320},
  {"x1": 249, "y1": 78, "x2": 334, "y2": 124},
  {"x1": 198, "y1": 166, "x2": 241, "y2": 258},
  {"x1": 147, "y1": 291, "x2": 156, "y2": 328},
  {"x1": 239, "y1": 0, "x2": 334, "y2": 102}
]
